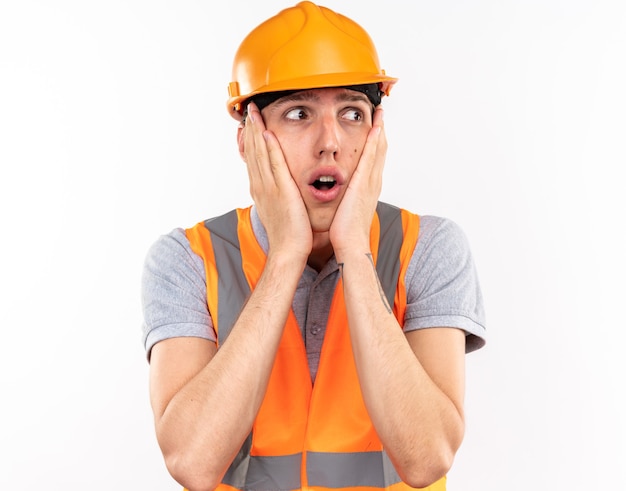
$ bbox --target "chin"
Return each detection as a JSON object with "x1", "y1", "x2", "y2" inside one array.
[
  {"x1": 306, "y1": 205, "x2": 337, "y2": 234},
  {"x1": 309, "y1": 217, "x2": 333, "y2": 234}
]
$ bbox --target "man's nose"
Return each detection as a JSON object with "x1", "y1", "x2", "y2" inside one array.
[{"x1": 316, "y1": 116, "x2": 339, "y2": 157}]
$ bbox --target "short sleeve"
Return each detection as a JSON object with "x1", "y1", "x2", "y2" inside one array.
[
  {"x1": 403, "y1": 216, "x2": 486, "y2": 353},
  {"x1": 141, "y1": 228, "x2": 216, "y2": 360}
]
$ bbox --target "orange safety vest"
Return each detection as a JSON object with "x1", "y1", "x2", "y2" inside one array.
[{"x1": 185, "y1": 202, "x2": 446, "y2": 491}]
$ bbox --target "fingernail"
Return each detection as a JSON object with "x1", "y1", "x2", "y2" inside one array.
[{"x1": 247, "y1": 104, "x2": 255, "y2": 123}]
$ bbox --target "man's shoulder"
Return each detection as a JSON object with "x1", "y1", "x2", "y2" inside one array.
[{"x1": 416, "y1": 215, "x2": 467, "y2": 242}]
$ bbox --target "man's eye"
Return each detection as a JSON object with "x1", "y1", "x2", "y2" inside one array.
[
  {"x1": 342, "y1": 109, "x2": 363, "y2": 122},
  {"x1": 285, "y1": 108, "x2": 307, "y2": 120}
]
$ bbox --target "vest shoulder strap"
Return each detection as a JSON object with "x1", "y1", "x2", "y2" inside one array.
[
  {"x1": 375, "y1": 201, "x2": 405, "y2": 307},
  {"x1": 203, "y1": 210, "x2": 251, "y2": 346}
]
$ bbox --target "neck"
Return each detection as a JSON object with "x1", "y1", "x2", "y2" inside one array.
[{"x1": 307, "y1": 233, "x2": 334, "y2": 272}]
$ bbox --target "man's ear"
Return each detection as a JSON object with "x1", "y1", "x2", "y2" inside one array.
[{"x1": 237, "y1": 124, "x2": 246, "y2": 160}]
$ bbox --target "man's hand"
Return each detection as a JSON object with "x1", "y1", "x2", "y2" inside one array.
[
  {"x1": 329, "y1": 106, "x2": 387, "y2": 260},
  {"x1": 242, "y1": 102, "x2": 312, "y2": 263}
]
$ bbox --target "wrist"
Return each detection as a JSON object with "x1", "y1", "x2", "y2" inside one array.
[
  {"x1": 334, "y1": 247, "x2": 372, "y2": 267},
  {"x1": 330, "y1": 230, "x2": 371, "y2": 264},
  {"x1": 265, "y1": 249, "x2": 308, "y2": 278}
]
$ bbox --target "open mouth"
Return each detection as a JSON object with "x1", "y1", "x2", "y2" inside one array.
[{"x1": 312, "y1": 176, "x2": 337, "y2": 191}]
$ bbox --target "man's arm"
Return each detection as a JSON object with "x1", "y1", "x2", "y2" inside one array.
[
  {"x1": 329, "y1": 107, "x2": 466, "y2": 487},
  {"x1": 339, "y1": 252, "x2": 465, "y2": 488},
  {"x1": 149, "y1": 250, "x2": 304, "y2": 491},
  {"x1": 149, "y1": 103, "x2": 312, "y2": 491}
]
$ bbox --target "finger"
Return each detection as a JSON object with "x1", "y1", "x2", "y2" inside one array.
[
  {"x1": 263, "y1": 129, "x2": 293, "y2": 188},
  {"x1": 372, "y1": 108, "x2": 388, "y2": 172},
  {"x1": 370, "y1": 107, "x2": 387, "y2": 173},
  {"x1": 358, "y1": 107, "x2": 386, "y2": 177},
  {"x1": 372, "y1": 105, "x2": 385, "y2": 129},
  {"x1": 244, "y1": 102, "x2": 273, "y2": 186}
]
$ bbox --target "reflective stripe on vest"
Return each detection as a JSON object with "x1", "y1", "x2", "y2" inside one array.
[
  {"x1": 201, "y1": 210, "x2": 250, "y2": 346},
  {"x1": 220, "y1": 441, "x2": 403, "y2": 490},
  {"x1": 186, "y1": 202, "x2": 445, "y2": 491},
  {"x1": 222, "y1": 434, "x2": 302, "y2": 490}
]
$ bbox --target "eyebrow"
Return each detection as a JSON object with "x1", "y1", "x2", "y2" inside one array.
[
  {"x1": 337, "y1": 92, "x2": 371, "y2": 104},
  {"x1": 271, "y1": 91, "x2": 319, "y2": 108}
]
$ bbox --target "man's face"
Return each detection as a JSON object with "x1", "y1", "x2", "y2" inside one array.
[{"x1": 259, "y1": 87, "x2": 374, "y2": 234}]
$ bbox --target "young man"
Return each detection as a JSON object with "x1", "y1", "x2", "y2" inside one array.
[{"x1": 141, "y1": 2, "x2": 486, "y2": 490}]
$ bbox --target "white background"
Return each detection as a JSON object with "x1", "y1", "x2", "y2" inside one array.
[{"x1": 1, "y1": 1, "x2": 625, "y2": 489}]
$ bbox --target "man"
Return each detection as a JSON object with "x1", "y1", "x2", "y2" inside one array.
[{"x1": 141, "y1": 2, "x2": 486, "y2": 490}]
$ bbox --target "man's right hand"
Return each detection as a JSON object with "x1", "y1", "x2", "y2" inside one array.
[{"x1": 240, "y1": 102, "x2": 312, "y2": 265}]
